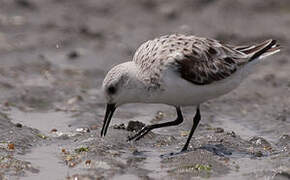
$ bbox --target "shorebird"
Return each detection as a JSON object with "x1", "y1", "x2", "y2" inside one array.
[{"x1": 101, "y1": 34, "x2": 280, "y2": 152}]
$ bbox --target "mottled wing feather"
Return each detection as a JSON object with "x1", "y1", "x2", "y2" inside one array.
[
  {"x1": 177, "y1": 54, "x2": 239, "y2": 85},
  {"x1": 175, "y1": 38, "x2": 250, "y2": 85},
  {"x1": 133, "y1": 34, "x2": 278, "y2": 86}
]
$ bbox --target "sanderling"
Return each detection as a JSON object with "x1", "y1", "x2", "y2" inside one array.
[{"x1": 101, "y1": 34, "x2": 280, "y2": 152}]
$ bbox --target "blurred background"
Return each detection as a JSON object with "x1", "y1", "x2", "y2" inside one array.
[
  {"x1": 0, "y1": 0, "x2": 289, "y2": 179},
  {"x1": 1, "y1": 0, "x2": 289, "y2": 72}
]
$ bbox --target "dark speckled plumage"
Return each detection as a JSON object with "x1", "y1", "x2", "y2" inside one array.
[{"x1": 133, "y1": 34, "x2": 279, "y2": 85}]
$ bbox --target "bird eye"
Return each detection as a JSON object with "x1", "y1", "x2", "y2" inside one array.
[{"x1": 107, "y1": 86, "x2": 116, "y2": 94}]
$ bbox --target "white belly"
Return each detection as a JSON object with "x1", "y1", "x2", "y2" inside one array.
[{"x1": 150, "y1": 68, "x2": 246, "y2": 106}]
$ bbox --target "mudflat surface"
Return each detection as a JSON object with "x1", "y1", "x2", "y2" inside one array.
[{"x1": 0, "y1": 0, "x2": 289, "y2": 179}]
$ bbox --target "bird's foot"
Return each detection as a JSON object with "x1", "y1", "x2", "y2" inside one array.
[{"x1": 127, "y1": 125, "x2": 153, "y2": 141}]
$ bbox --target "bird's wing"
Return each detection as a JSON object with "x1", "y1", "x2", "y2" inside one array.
[
  {"x1": 174, "y1": 38, "x2": 248, "y2": 85},
  {"x1": 177, "y1": 38, "x2": 280, "y2": 85},
  {"x1": 133, "y1": 34, "x2": 279, "y2": 86}
]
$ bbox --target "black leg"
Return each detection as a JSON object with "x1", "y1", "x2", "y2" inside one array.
[
  {"x1": 128, "y1": 107, "x2": 183, "y2": 141},
  {"x1": 181, "y1": 105, "x2": 201, "y2": 152}
]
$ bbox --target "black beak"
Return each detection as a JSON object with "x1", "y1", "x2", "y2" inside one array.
[{"x1": 101, "y1": 103, "x2": 116, "y2": 137}]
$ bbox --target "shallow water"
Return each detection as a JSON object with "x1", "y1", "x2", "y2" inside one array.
[
  {"x1": 9, "y1": 108, "x2": 74, "y2": 134},
  {"x1": 19, "y1": 144, "x2": 71, "y2": 180}
]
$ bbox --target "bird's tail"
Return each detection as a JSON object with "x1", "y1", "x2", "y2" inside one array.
[{"x1": 235, "y1": 39, "x2": 280, "y2": 62}]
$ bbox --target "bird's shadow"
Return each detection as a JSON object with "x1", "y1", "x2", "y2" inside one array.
[
  {"x1": 198, "y1": 144, "x2": 233, "y2": 156},
  {"x1": 160, "y1": 144, "x2": 251, "y2": 158},
  {"x1": 132, "y1": 144, "x2": 254, "y2": 159}
]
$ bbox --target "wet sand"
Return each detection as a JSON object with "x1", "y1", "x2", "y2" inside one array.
[{"x1": 0, "y1": 0, "x2": 289, "y2": 179}]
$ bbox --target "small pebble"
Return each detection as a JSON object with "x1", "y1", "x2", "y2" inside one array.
[
  {"x1": 249, "y1": 136, "x2": 271, "y2": 148},
  {"x1": 253, "y1": 151, "x2": 263, "y2": 157},
  {"x1": 51, "y1": 128, "x2": 58, "y2": 133},
  {"x1": 90, "y1": 125, "x2": 98, "y2": 130},
  {"x1": 126, "y1": 121, "x2": 145, "y2": 132},
  {"x1": 15, "y1": 123, "x2": 23, "y2": 128},
  {"x1": 79, "y1": 26, "x2": 104, "y2": 39},
  {"x1": 69, "y1": 162, "x2": 76, "y2": 167},
  {"x1": 180, "y1": 131, "x2": 189, "y2": 137},
  {"x1": 215, "y1": 127, "x2": 224, "y2": 133},
  {"x1": 8, "y1": 143, "x2": 15, "y2": 150},
  {"x1": 113, "y1": 123, "x2": 126, "y2": 130},
  {"x1": 67, "y1": 50, "x2": 79, "y2": 59},
  {"x1": 76, "y1": 127, "x2": 90, "y2": 133},
  {"x1": 85, "y1": 160, "x2": 91, "y2": 165},
  {"x1": 153, "y1": 111, "x2": 164, "y2": 121},
  {"x1": 226, "y1": 131, "x2": 236, "y2": 138}
]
